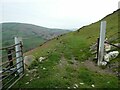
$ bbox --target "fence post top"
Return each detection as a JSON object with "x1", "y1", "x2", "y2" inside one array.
[
  {"x1": 14, "y1": 37, "x2": 23, "y2": 45},
  {"x1": 101, "y1": 21, "x2": 106, "y2": 23}
]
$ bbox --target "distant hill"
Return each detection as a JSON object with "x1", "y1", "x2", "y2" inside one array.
[{"x1": 1, "y1": 22, "x2": 70, "y2": 52}]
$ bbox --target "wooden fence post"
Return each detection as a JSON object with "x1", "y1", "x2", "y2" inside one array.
[
  {"x1": 97, "y1": 38, "x2": 100, "y2": 61},
  {"x1": 7, "y1": 49, "x2": 13, "y2": 68},
  {"x1": 97, "y1": 21, "x2": 106, "y2": 66},
  {"x1": 14, "y1": 37, "x2": 23, "y2": 75}
]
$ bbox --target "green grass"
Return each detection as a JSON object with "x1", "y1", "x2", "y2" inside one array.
[
  {"x1": 23, "y1": 37, "x2": 45, "y2": 52},
  {"x1": 12, "y1": 9, "x2": 120, "y2": 88}
]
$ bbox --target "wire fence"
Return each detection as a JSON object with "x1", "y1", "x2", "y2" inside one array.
[
  {"x1": 89, "y1": 21, "x2": 120, "y2": 66},
  {"x1": 96, "y1": 33, "x2": 120, "y2": 59}
]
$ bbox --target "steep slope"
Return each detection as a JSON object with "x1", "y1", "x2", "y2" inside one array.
[
  {"x1": 1, "y1": 22, "x2": 70, "y2": 52},
  {"x1": 13, "y1": 9, "x2": 120, "y2": 88}
]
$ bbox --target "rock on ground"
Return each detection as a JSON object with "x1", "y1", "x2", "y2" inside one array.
[{"x1": 24, "y1": 55, "x2": 35, "y2": 69}]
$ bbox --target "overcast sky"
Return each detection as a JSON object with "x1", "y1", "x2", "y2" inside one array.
[{"x1": 1, "y1": 0, "x2": 120, "y2": 29}]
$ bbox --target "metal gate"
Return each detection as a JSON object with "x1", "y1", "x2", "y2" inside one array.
[{"x1": 0, "y1": 37, "x2": 24, "y2": 89}]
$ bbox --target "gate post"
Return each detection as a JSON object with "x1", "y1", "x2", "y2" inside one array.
[
  {"x1": 14, "y1": 37, "x2": 23, "y2": 75},
  {"x1": 97, "y1": 21, "x2": 106, "y2": 66}
]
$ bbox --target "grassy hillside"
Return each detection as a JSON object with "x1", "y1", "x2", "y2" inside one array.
[
  {"x1": 1, "y1": 23, "x2": 70, "y2": 52},
  {"x1": 13, "y1": 9, "x2": 120, "y2": 88}
]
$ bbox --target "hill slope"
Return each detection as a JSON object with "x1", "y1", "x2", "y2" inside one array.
[
  {"x1": 1, "y1": 23, "x2": 70, "y2": 52},
  {"x1": 13, "y1": 9, "x2": 120, "y2": 88}
]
